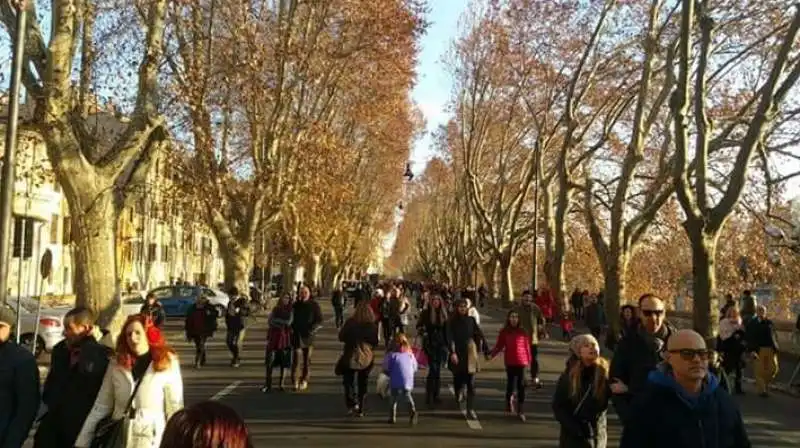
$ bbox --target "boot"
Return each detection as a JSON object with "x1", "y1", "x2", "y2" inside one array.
[{"x1": 425, "y1": 378, "x2": 435, "y2": 406}]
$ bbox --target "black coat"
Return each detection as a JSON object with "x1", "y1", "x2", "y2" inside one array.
[
  {"x1": 552, "y1": 364, "x2": 609, "y2": 448},
  {"x1": 185, "y1": 304, "x2": 219, "y2": 338},
  {"x1": 225, "y1": 297, "x2": 252, "y2": 331},
  {"x1": 0, "y1": 340, "x2": 40, "y2": 448},
  {"x1": 744, "y1": 318, "x2": 779, "y2": 352},
  {"x1": 140, "y1": 302, "x2": 166, "y2": 327},
  {"x1": 291, "y1": 299, "x2": 323, "y2": 347},
  {"x1": 445, "y1": 314, "x2": 488, "y2": 375},
  {"x1": 34, "y1": 335, "x2": 112, "y2": 447},
  {"x1": 620, "y1": 366, "x2": 750, "y2": 448}
]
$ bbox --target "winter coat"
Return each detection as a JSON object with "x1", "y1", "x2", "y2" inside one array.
[
  {"x1": 291, "y1": 299, "x2": 323, "y2": 348},
  {"x1": 536, "y1": 290, "x2": 555, "y2": 320},
  {"x1": 490, "y1": 327, "x2": 532, "y2": 367},
  {"x1": 35, "y1": 334, "x2": 112, "y2": 447},
  {"x1": 225, "y1": 296, "x2": 251, "y2": 331},
  {"x1": 184, "y1": 304, "x2": 218, "y2": 339},
  {"x1": 446, "y1": 314, "x2": 489, "y2": 375},
  {"x1": 609, "y1": 323, "x2": 676, "y2": 424},
  {"x1": 515, "y1": 303, "x2": 546, "y2": 345},
  {"x1": 338, "y1": 319, "x2": 379, "y2": 370},
  {"x1": 552, "y1": 364, "x2": 609, "y2": 448},
  {"x1": 139, "y1": 302, "x2": 166, "y2": 328},
  {"x1": 74, "y1": 356, "x2": 184, "y2": 448},
  {"x1": 745, "y1": 317, "x2": 779, "y2": 352},
  {"x1": 266, "y1": 305, "x2": 293, "y2": 352},
  {"x1": 584, "y1": 303, "x2": 606, "y2": 330},
  {"x1": 0, "y1": 340, "x2": 40, "y2": 448},
  {"x1": 416, "y1": 308, "x2": 448, "y2": 366},
  {"x1": 619, "y1": 364, "x2": 750, "y2": 448}
]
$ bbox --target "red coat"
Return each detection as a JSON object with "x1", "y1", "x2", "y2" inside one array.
[
  {"x1": 490, "y1": 327, "x2": 532, "y2": 367},
  {"x1": 536, "y1": 290, "x2": 555, "y2": 320},
  {"x1": 369, "y1": 297, "x2": 383, "y2": 322}
]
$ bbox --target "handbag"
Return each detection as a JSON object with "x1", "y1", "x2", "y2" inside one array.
[{"x1": 91, "y1": 365, "x2": 149, "y2": 448}]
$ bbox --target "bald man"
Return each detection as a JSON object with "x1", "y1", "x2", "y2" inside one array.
[{"x1": 620, "y1": 329, "x2": 750, "y2": 448}]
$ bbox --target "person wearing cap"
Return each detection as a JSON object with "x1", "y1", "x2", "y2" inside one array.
[{"x1": 0, "y1": 306, "x2": 41, "y2": 448}]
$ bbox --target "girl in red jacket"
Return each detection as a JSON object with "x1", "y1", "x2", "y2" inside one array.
[{"x1": 489, "y1": 310, "x2": 532, "y2": 421}]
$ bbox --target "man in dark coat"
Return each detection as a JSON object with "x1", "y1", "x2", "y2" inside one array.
[
  {"x1": 610, "y1": 294, "x2": 676, "y2": 424},
  {"x1": 620, "y1": 329, "x2": 750, "y2": 448},
  {"x1": 34, "y1": 307, "x2": 112, "y2": 447},
  {"x1": 225, "y1": 287, "x2": 252, "y2": 368},
  {"x1": 0, "y1": 306, "x2": 40, "y2": 448},
  {"x1": 139, "y1": 292, "x2": 166, "y2": 328},
  {"x1": 291, "y1": 286, "x2": 323, "y2": 391}
]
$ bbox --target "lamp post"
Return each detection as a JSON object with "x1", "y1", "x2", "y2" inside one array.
[
  {"x1": 531, "y1": 146, "x2": 540, "y2": 293},
  {"x1": 0, "y1": 1, "x2": 29, "y2": 306}
]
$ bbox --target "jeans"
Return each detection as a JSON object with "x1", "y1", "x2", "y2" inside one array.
[
  {"x1": 291, "y1": 346, "x2": 313, "y2": 384},
  {"x1": 334, "y1": 306, "x2": 344, "y2": 328},
  {"x1": 192, "y1": 336, "x2": 208, "y2": 366},
  {"x1": 390, "y1": 388, "x2": 417, "y2": 416},
  {"x1": 226, "y1": 328, "x2": 246, "y2": 361},
  {"x1": 530, "y1": 344, "x2": 540, "y2": 380},
  {"x1": 343, "y1": 366, "x2": 372, "y2": 409},
  {"x1": 506, "y1": 366, "x2": 526, "y2": 408}
]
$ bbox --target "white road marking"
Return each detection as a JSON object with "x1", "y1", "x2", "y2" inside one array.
[
  {"x1": 210, "y1": 381, "x2": 242, "y2": 401},
  {"x1": 448, "y1": 385, "x2": 483, "y2": 430}
]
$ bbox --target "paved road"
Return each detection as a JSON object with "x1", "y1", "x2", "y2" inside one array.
[{"x1": 24, "y1": 302, "x2": 800, "y2": 447}]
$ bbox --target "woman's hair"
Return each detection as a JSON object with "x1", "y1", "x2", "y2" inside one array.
[
  {"x1": 567, "y1": 334, "x2": 609, "y2": 402},
  {"x1": 394, "y1": 333, "x2": 410, "y2": 350},
  {"x1": 351, "y1": 301, "x2": 375, "y2": 324},
  {"x1": 159, "y1": 401, "x2": 253, "y2": 448},
  {"x1": 117, "y1": 314, "x2": 175, "y2": 372},
  {"x1": 503, "y1": 310, "x2": 521, "y2": 329},
  {"x1": 426, "y1": 295, "x2": 447, "y2": 325}
]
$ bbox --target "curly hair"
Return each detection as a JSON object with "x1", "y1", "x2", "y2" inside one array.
[{"x1": 116, "y1": 314, "x2": 176, "y2": 372}]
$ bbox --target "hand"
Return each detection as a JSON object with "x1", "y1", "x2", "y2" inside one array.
[
  {"x1": 449, "y1": 353, "x2": 459, "y2": 365},
  {"x1": 609, "y1": 378, "x2": 628, "y2": 394}
]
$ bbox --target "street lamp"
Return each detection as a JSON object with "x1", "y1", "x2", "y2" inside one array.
[
  {"x1": 0, "y1": 1, "x2": 29, "y2": 306},
  {"x1": 531, "y1": 145, "x2": 540, "y2": 292}
]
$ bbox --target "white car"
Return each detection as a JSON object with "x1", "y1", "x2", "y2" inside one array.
[{"x1": 4, "y1": 299, "x2": 68, "y2": 358}]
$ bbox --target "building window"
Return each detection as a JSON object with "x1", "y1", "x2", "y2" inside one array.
[
  {"x1": 63, "y1": 216, "x2": 72, "y2": 244},
  {"x1": 12, "y1": 217, "x2": 34, "y2": 258},
  {"x1": 162, "y1": 245, "x2": 170, "y2": 262},
  {"x1": 50, "y1": 214, "x2": 59, "y2": 244},
  {"x1": 147, "y1": 243, "x2": 157, "y2": 262}
]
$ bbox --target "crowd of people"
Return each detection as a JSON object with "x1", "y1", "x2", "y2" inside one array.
[{"x1": 0, "y1": 277, "x2": 782, "y2": 448}]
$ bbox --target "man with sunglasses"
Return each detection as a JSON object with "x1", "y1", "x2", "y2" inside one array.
[
  {"x1": 609, "y1": 293, "x2": 676, "y2": 424},
  {"x1": 620, "y1": 329, "x2": 750, "y2": 448}
]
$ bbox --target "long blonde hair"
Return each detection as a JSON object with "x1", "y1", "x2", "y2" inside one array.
[{"x1": 568, "y1": 334, "x2": 609, "y2": 402}]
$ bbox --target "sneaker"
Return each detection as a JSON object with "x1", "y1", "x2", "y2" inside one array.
[
  {"x1": 467, "y1": 409, "x2": 478, "y2": 420},
  {"x1": 293, "y1": 382, "x2": 300, "y2": 392},
  {"x1": 260, "y1": 386, "x2": 271, "y2": 393},
  {"x1": 532, "y1": 378, "x2": 543, "y2": 390},
  {"x1": 387, "y1": 415, "x2": 397, "y2": 424},
  {"x1": 518, "y1": 412, "x2": 527, "y2": 423},
  {"x1": 300, "y1": 380, "x2": 309, "y2": 391}
]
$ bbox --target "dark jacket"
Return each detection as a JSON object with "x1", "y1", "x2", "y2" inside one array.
[
  {"x1": 620, "y1": 364, "x2": 750, "y2": 448},
  {"x1": 338, "y1": 319, "x2": 379, "y2": 370},
  {"x1": 744, "y1": 317, "x2": 779, "y2": 352},
  {"x1": 0, "y1": 340, "x2": 40, "y2": 448},
  {"x1": 552, "y1": 364, "x2": 609, "y2": 448},
  {"x1": 140, "y1": 301, "x2": 166, "y2": 328},
  {"x1": 446, "y1": 314, "x2": 489, "y2": 375},
  {"x1": 585, "y1": 303, "x2": 606, "y2": 330},
  {"x1": 34, "y1": 335, "x2": 112, "y2": 447},
  {"x1": 609, "y1": 322, "x2": 675, "y2": 424},
  {"x1": 185, "y1": 304, "x2": 219, "y2": 339},
  {"x1": 291, "y1": 299, "x2": 323, "y2": 347},
  {"x1": 331, "y1": 290, "x2": 345, "y2": 308},
  {"x1": 225, "y1": 296, "x2": 251, "y2": 331}
]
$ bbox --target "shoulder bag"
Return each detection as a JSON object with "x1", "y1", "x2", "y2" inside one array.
[{"x1": 91, "y1": 364, "x2": 149, "y2": 448}]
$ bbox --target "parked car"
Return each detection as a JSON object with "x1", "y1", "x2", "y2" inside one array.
[
  {"x1": 4, "y1": 299, "x2": 68, "y2": 358},
  {"x1": 147, "y1": 285, "x2": 230, "y2": 318},
  {"x1": 120, "y1": 291, "x2": 148, "y2": 317}
]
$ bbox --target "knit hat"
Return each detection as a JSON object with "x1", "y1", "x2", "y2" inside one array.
[
  {"x1": 0, "y1": 306, "x2": 17, "y2": 330},
  {"x1": 569, "y1": 333, "x2": 600, "y2": 356}
]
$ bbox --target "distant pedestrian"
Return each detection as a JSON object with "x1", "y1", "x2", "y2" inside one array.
[
  {"x1": 185, "y1": 295, "x2": 219, "y2": 369},
  {"x1": 584, "y1": 294, "x2": 606, "y2": 340},
  {"x1": 718, "y1": 305, "x2": 746, "y2": 394},
  {"x1": 745, "y1": 305, "x2": 779, "y2": 397},
  {"x1": 0, "y1": 306, "x2": 40, "y2": 448},
  {"x1": 332, "y1": 287, "x2": 346, "y2": 329},
  {"x1": 619, "y1": 329, "x2": 750, "y2": 448},
  {"x1": 291, "y1": 286, "x2": 323, "y2": 391},
  {"x1": 262, "y1": 295, "x2": 293, "y2": 392},
  {"x1": 140, "y1": 292, "x2": 166, "y2": 328},
  {"x1": 160, "y1": 401, "x2": 253, "y2": 448},
  {"x1": 225, "y1": 287, "x2": 252, "y2": 367},
  {"x1": 559, "y1": 309, "x2": 575, "y2": 341},
  {"x1": 383, "y1": 333, "x2": 419, "y2": 425},
  {"x1": 489, "y1": 310, "x2": 532, "y2": 421},
  {"x1": 514, "y1": 290, "x2": 546, "y2": 389},
  {"x1": 338, "y1": 301, "x2": 379, "y2": 416},
  {"x1": 416, "y1": 294, "x2": 448, "y2": 407},
  {"x1": 740, "y1": 290, "x2": 757, "y2": 323}
]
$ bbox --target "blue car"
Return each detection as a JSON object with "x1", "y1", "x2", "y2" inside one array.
[{"x1": 148, "y1": 285, "x2": 230, "y2": 318}]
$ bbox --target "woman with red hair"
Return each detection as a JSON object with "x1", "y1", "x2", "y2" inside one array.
[
  {"x1": 75, "y1": 314, "x2": 184, "y2": 448},
  {"x1": 159, "y1": 401, "x2": 253, "y2": 448}
]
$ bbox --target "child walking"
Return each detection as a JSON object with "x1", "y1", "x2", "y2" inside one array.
[
  {"x1": 560, "y1": 309, "x2": 575, "y2": 341},
  {"x1": 489, "y1": 310, "x2": 532, "y2": 421},
  {"x1": 382, "y1": 333, "x2": 419, "y2": 425}
]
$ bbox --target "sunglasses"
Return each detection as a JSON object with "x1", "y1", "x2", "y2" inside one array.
[
  {"x1": 641, "y1": 309, "x2": 665, "y2": 317},
  {"x1": 669, "y1": 349, "x2": 712, "y2": 361}
]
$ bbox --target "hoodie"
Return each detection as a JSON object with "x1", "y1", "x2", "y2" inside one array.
[{"x1": 620, "y1": 364, "x2": 750, "y2": 448}]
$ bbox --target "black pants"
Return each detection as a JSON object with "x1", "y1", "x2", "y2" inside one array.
[
  {"x1": 505, "y1": 366, "x2": 526, "y2": 408},
  {"x1": 381, "y1": 319, "x2": 393, "y2": 346},
  {"x1": 724, "y1": 362, "x2": 744, "y2": 391},
  {"x1": 192, "y1": 336, "x2": 208, "y2": 365},
  {"x1": 452, "y1": 372, "x2": 476, "y2": 408},
  {"x1": 291, "y1": 346, "x2": 313, "y2": 383},
  {"x1": 343, "y1": 365, "x2": 372, "y2": 409},
  {"x1": 226, "y1": 328, "x2": 245, "y2": 361},
  {"x1": 530, "y1": 345, "x2": 540, "y2": 380},
  {"x1": 334, "y1": 306, "x2": 345, "y2": 328}
]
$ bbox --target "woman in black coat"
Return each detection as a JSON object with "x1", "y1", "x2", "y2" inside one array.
[{"x1": 446, "y1": 299, "x2": 489, "y2": 419}]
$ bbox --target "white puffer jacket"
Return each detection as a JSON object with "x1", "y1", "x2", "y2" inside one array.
[{"x1": 75, "y1": 355, "x2": 184, "y2": 448}]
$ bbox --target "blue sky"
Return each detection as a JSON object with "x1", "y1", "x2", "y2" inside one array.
[{"x1": 408, "y1": 0, "x2": 469, "y2": 175}]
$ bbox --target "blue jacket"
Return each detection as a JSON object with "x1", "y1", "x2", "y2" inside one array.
[
  {"x1": 382, "y1": 351, "x2": 418, "y2": 391},
  {"x1": 0, "y1": 340, "x2": 40, "y2": 448},
  {"x1": 620, "y1": 364, "x2": 750, "y2": 448}
]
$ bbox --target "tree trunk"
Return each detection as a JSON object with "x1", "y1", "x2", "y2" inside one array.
[
  {"x1": 602, "y1": 251, "x2": 629, "y2": 339},
  {"x1": 70, "y1": 190, "x2": 120, "y2": 330},
  {"x1": 219, "y1": 243, "x2": 252, "y2": 296},
  {"x1": 309, "y1": 254, "x2": 321, "y2": 288},
  {"x1": 280, "y1": 257, "x2": 295, "y2": 296},
  {"x1": 498, "y1": 252, "x2": 514, "y2": 306},
  {"x1": 481, "y1": 260, "x2": 497, "y2": 300},
  {"x1": 686, "y1": 223, "x2": 720, "y2": 340}
]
